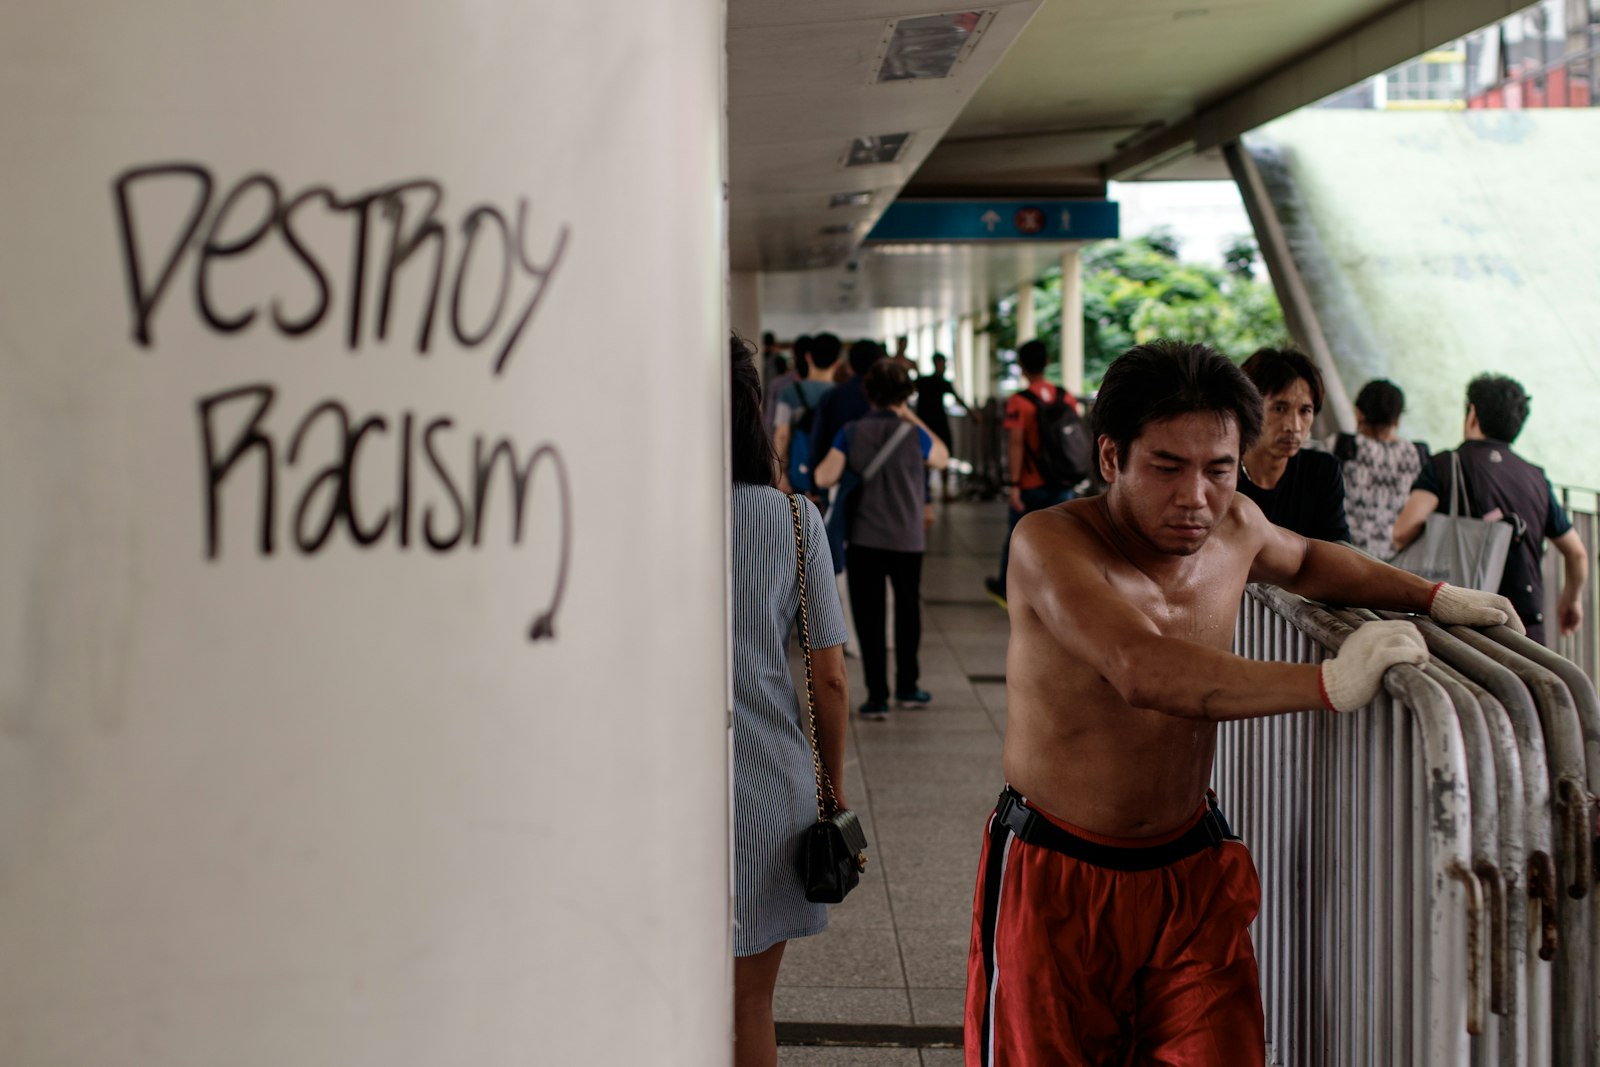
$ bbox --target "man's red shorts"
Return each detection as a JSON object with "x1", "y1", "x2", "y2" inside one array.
[{"x1": 964, "y1": 788, "x2": 1265, "y2": 1066}]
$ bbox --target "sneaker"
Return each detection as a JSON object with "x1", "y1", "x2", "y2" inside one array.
[
  {"x1": 858, "y1": 700, "x2": 890, "y2": 721},
  {"x1": 983, "y1": 576, "x2": 1008, "y2": 609},
  {"x1": 894, "y1": 689, "x2": 932, "y2": 708}
]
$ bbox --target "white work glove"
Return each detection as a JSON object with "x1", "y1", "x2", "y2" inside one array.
[
  {"x1": 1427, "y1": 582, "x2": 1526, "y2": 635},
  {"x1": 1319, "y1": 621, "x2": 1429, "y2": 712}
]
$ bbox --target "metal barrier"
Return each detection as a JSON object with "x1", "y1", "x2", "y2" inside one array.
[{"x1": 1221, "y1": 583, "x2": 1600, "y2": 1066}]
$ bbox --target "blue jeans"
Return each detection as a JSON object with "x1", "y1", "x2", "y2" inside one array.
[{"x1": 997, "y1": 487, "x2": 1073, "y2": 589}]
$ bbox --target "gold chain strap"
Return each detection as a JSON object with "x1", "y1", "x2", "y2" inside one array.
[{"x1": 789, "y1": 493, "x2": 838, "y2": 824}]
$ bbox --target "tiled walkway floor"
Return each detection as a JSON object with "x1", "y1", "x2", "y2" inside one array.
[{"x1": 776, "y1": 497, "x2": 1013, "y2": 1066}]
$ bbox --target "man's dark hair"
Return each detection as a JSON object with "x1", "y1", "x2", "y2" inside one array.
[
  {"x1": 848, "y1": 338, "x2": 884, "y2": 377},
  {"x1": 1017, "y1": 339, "x2": 1049, "y2": 376},
  {"x1": 1239, "y1": 346, "x2": 1323, "y2": 413},
  {"x1": 1093, "y1": 340, "x2": 1263, "y2": 463},
  {"x1": 1354, "y1": 379, "x2": 1405, "y2": 430},
  {"x1": 809, "y1": 332, "x2": 842, "y2": 371},
  {"x1": 1466, "y1": 373, "x2": 1530, "y2": 442},
  {"x1": 864, "y1": 359, "x2": 915, "y2": 408},
  {"x1": 729, "y1": 334, "x2": 777, "y2": 487},
  {"x1": 761, "y1": 331, "x2": 776, "y2": 347},
  {"x1": 932, "y1": 352, "x2": 948, "y2": 367}
]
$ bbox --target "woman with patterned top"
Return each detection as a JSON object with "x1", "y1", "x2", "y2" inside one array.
[
  {"x1": 1328, "y1": 379, "x2": 1428, "y2": 559},
  {"x1": 728, "y1": 335, "x2": 852, "y2": 1067}
]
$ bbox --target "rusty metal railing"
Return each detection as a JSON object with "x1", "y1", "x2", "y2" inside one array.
[{"x1": 1220, "y1": 583, "x2": 1600, "y2": 1066}]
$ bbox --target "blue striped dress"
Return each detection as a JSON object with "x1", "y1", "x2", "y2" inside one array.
[{"x1": 732, "y1": 484, "x2": 849, "y2": 957}]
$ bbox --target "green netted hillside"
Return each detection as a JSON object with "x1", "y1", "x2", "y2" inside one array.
[{"x1": 1247, "y1": 109, "x2": 1600, "y2": 490}]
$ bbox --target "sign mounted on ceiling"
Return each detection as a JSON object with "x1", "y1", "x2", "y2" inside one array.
[{"x1": 866, "y1": 199, "x2": 1120, "y2": 242}]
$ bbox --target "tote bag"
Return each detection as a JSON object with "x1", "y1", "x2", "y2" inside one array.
[{"x1": 1390, "y1": 452, "x2": 1512, "y2": 592}]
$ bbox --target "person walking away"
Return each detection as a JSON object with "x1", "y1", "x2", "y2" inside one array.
[
  {"x1": 774, "y1": 333, "x2": 841, "y2": 496},
  {"x1": 985, "y1": 339, "x2": 1077, "y2": 605},
  {"x1": 808, "y1": 338, "x2": 882, "y2": 477},
  {"x1": 1330, "y1": 379, "x2": 1427, "y2": 559},
  {"x1": 728, "y1": 335, "x2": 851, "y2": 1067},
  {"x1": 1393, "y1": 373, "x2": 1588, "y2": 644},
  {"x1": 915, "y1": 352, "x2": 969, "y2": 502},
  {"x1": 814, "y1": 360, "x2": 949, "y2": 719},
  {"x1": 1237, "y1": 346, "x2": 1351, "y2": 543},
  {"x1": 765, "y1": 334, "x2": 809, "y2": 431},
  {"x1": 966, "y1": 339, "x2": 1522, "y2": 1065}
]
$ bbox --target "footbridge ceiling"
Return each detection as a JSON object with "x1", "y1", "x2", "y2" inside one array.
[{"x1": 727, "y1": 0, "x2": 1538, "y2": 315}]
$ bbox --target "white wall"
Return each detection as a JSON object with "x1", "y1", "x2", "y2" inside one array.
[{"x1": 0, "y1": 3, "x2": 730, "y2": 1064}]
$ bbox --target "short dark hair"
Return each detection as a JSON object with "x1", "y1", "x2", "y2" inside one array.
[
  {"x1": 848, "y1": 338, "x2": 884, "y2": 376},
  {"x1": 1093, "y1": 340, "x2": 1263, "y2": 462},
  {"x1": 729, "y1": 333, "x2": 778, "y2": 487},
  {"x1": 1354, "y1": 379, "x2": 1405, "y2": 430},
  {"x1": 810, "y1": 333, "x2": 842, "y2": 370},
  {"x1": 1240, "y1": 347, "x2": 1323, "y2": 413},
  {"x1": 864, "y1": 359, "x2": 914, "y2": 408},
  {"x1": 792, "y1": 334, "x2": 813, "y2": 376},
  {"x1": 931, "y1": 352, "x2": 948, "y2": 366},
  {"x1": 761, "y1": 331, "x2": 776, "y2": 347},
  {"x1": 1017, "y1": 339, "x2": 1049, "y2": 376},
  {"x1": 1466, "y1": 373, "x2": 1530, "y2": 442}
]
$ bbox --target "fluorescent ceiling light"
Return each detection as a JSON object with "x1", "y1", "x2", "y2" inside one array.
[
  {"x1": 875, "y1": 12, "x2": 992, "y2": 83},
  {"x1": 845, "y1": 133, "x2": 911, "y2": 167}
]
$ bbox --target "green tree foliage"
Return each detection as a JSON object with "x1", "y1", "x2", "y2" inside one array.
[{"x1": 983, "y1": 231, "x2": 1288, "y2": 389}]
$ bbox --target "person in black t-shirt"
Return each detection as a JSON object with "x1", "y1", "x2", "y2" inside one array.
[
  {"x1": 1393, "y1": 374, "x2": 1588, "y2": 644},
  {"x1": 914, "y1": 352, "x2": 967, "y2": 502},
  {"x1": 1236, "y1": 347, "x2": 1351, "y2": 544}
]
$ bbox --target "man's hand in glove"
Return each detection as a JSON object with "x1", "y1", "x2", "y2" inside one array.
[
  {"x1": 1319, "y1": 621, "x2": 1430, "y2": 712},
  {"x1": 1427, "y1": 582, "x2": 1525, "y2": 635}
]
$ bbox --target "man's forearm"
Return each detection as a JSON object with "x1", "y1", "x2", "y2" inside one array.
[{"x1": 1285, "y1": 539, "x2": 1438, "y2": 613}]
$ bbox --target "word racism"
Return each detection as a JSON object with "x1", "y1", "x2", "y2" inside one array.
[
  {"x1": 113, "y1": 162, "x2": 570, "y2": 376},
  {"x1": 112, "y1": 162, "x2": 573, "y2": 640}
]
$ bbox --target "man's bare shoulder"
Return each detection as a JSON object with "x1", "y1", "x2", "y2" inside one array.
[{"x1": 1013, "y1": 496, "x2": 1113, "y2": 557}]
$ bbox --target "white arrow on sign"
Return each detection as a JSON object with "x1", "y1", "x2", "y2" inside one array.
[{"x1": 980, "y1": 209, "x2": 1001, "y2": 233}]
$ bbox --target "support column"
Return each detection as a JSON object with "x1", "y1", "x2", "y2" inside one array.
[
  {"x1": 729, "y1": 270, "x2": 761, "y2": 359},
  {"x1": 1060, "y1": 247, "x2": 1084, "y2": 394},
  {"x1": 974, "y1": 308, "x2": 994, "y2": 404},
  {"x1": 1016, "y1": 282, "x2": 1036, "y2": 347},
  {"x1": 0, "y1": 3, "x2": 730, "y2": 1064},
  {"x1": 957, "y1": 314, "x2": 976, "y2": 402}
]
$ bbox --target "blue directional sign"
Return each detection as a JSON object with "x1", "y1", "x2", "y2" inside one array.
[{"x1": 866, "y1": 199, "x2": 1119, "y2": 242}]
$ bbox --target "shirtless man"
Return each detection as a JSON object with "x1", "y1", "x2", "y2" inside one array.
[{"x1": 964, "y1": 341, "x2": 1522, "y2": 1066}]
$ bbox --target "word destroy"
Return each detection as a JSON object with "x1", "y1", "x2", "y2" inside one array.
[{"x1": 114, "y1": 163, "x2": 570, "y2": 375}]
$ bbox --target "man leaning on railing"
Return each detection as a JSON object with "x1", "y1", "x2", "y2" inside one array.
[{"x1": 963, "y1": 340, "x2": 1520, "y2": 1067}]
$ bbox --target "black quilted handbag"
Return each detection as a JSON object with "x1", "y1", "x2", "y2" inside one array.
[{"x1": 788, "y1": 494, "x2": 869, "y2": 904}]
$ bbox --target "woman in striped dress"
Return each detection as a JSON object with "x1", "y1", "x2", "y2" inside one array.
[{"x1": 730, "y1": 335, "x2": 851, "y2": 1067}]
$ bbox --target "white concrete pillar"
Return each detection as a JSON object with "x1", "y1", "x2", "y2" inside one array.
[
  {"x1": 1016, "y1": 282, "x2": 1037, "y2": 348},
  {"x1": 957, "y1": 314, "x2": 977, "y2": 403},
  {"x1": 0, "y1": 3, "x2": 730, "y2": 1065},
  {"x1": 1060, "y1": 247, "x2": 1084, "y2": 394},
  {"x1": 730, "y1": 270, "x2": 761, "y2": 362},
  {"x1": 974, "y1": 308, "x2": 994, "y2": 404}
]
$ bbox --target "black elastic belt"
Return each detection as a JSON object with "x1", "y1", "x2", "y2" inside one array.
[{"x1": 993, "y1": 786, "x2": 1238, "y2": 872}]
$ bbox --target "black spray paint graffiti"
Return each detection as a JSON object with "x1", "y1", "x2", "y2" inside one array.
[
  {"x1": 113, "y1": 163, "x2": 571, "y2": 376},
  {"x1": 113, "y1": 163, "x2": 574, "y2": 640}
]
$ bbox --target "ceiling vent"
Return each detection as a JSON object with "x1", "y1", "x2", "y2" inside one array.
[
  {"x1": 844, "y1": 133, "x2": 912, "y2": 167},
  {"x1": 819, "y1": 222, "x2": 859, "y2": 236},
  {"x1": 873, "y1": 11, "x2": 994, "y2": 83},
  {"x1": 830, "y1": 191, "x2": 873, "y2": 208}
]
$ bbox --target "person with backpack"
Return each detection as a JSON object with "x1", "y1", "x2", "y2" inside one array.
[
  {"x1": 774, "y1": 332, "x2": 842, "y2": 496},
  {"x1": 985, "y1": 339, "x2": 1087, "y2": 606}
]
